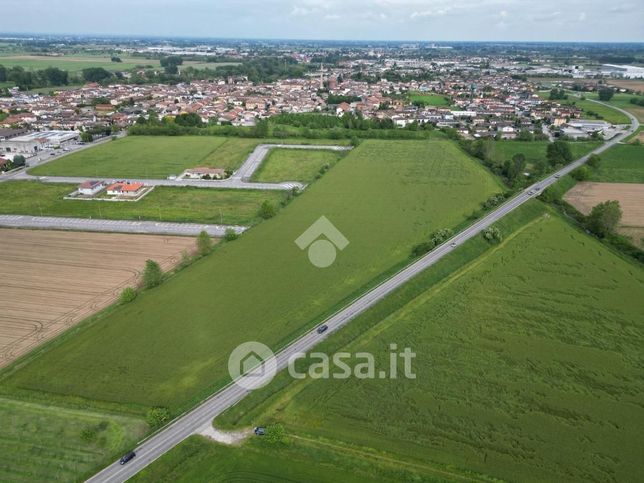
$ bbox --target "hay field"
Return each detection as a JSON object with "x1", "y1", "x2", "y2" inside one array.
[{"x1": 0, "y1": 229, "x2": 195, "y2": 368}]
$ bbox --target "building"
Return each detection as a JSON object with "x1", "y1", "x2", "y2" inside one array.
[
  {"x1": 0, "y1": 130, "x2": 80, "y2": 155},
  {"x1": 77, "y1": 180, "x2": 105, "y2": 196},
  {"x1": 184, "y1": 167, "x2": 227, "y2": 179},
  {"x1": 105, "y1": 181, "x2": 145, "y2": 197},
  {"x1": 601, "y1": 64, "x2": 644, "y2": 79}
]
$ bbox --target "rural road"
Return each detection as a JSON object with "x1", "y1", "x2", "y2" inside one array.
[
  {"x1": 88, "y1": 103, "x2": 638, "y2": 483},
  {"x1": 3, "y1": 144, "x2": 351, "y2": 192},
  {"x1": 0, "y1": 215, "x2": 247, "y2": 237}
]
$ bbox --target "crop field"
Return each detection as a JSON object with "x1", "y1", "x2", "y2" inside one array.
[
  {"x1": 0, "y1": 139, "x2": 502, "y2": 414},
  {"x1": 0, "y1": 397, "x2": 147, "y2": 482},
  {"x1": 215, "y1": 207, "x2": 644, "y2": 483},
  {"x1": 0, "y1": 229, "x2": 196, "y2": 369},
  {"x1": 0, "y1": 182, "x2": 286, "y2": 226},
  {"x1": 251, "y1": 148, "x2": 345, "y2": 183},
  {"x1": 0, "y1": 55, "x2": 159, "y2": 72},
  {"x1": 408, "y1": 92, "x2": 452, "y2": 106},
  {"x1": 490, "y1": 140, "x2": 599, "y2": 166},
  {"x1": 564, "y1": 181, "x2": 644, "y2": 246},
  {"x1": 589, "y1": 143, "x2": 644, "y2": 183}
]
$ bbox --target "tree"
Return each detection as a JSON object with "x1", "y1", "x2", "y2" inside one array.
[
  {"x1": 160, "y1": 56, "x2": 183, "y2": 75},
  {"x1": 504, "y1": 153, "x2": 526, "y2": 181},
  {"x1": 82, "y1": 67, "x2": 112, "y2": 83},
  {"x1": 175, "y1": 112, "x2": 203, "y2": 127},
  {"x1": 549, "y1": 88, "x2": 567, "y2": 100},
  {"x1": 258, "y1": 200, "x2": 276, "y2": 219},
  {"x1": 111, "y1": 56, "x2": 122, "y2": 63},
  {"x1": 12, "y1": 154, "x2": 25, "y2": 167},
  {"x1": 547, "y1": 140, "x2": 573, "y2": 166},
  {"x1": 142, "y1": 259, "x2": 163, "y2": 288},
  {"x1": 587, "y1": 200, "x2": 622, "y2": 237},
  {"x1": 196, "y1": 230, "x2": 213, "y2": 256},
  {"x1": 598, "y1": 88, "x2": 614, "y2": 102},
  {"x1": 587, "y1": 154, "x2": 601, "y2": 169},
  {"x1": 80, "y1": 132, "x2": 93, "y2": 143},
  {"x1": 571, "y1": 165, "x2": 589, "y2": 181}
]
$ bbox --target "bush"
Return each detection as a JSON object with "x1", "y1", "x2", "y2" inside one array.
[
  {"x1": 258, "y1": 200, "x2": 276, "y2": 219},
  {"x1": 264, "y1": 423, "x2": 288, "y2": 444},
  {"x1": 224, "y1": 228, "x2": 239, "y2": 241},
  {"x1": 587, "y1": 154, "x2": 601, "y2": 169},
  {"x1": 119, "y1": 287, "x2": 137, "y2": 304},
  {"x1": 142, "y1": 259, "x2": 163, "y2": 289},
  {"x1": 482, "y1": 226, "x2": 503, "y2": 243},
  {"x1": 196, "y1": 230, "x2": 213, "y2": 256},
  {"x1": 146, "y1": 407, "x2": 171, "y2": 428},
  {"x1": 571, "y1": 166, "x2": 589, "y2": 181}
]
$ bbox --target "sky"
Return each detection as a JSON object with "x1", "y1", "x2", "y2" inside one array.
[{"x1": 3, "y1": 0, "x2": 643, "y2": 42}]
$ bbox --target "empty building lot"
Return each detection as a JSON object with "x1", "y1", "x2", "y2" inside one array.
[{"x1": 0, "y1": 229, "x2": 196, "y2": 368}]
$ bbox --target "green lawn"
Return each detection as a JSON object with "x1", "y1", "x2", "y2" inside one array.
[
  {"x1": 252, "y1": 149, "x2": 345, "y2": 183},
  {"x1": 0, "y1": 55, "x2": 159, "y2": 72},
  {"x1": 214, "y1": 204, "x2": 644, "y2": 483},
  {"x1": 0, "y1": 182, "x2": 285, "y2": 226},
  {"x1": 0, "y1": 140, "x2": 502, "y2": 414},
  {"x1": 587, "y1": 92, "x2": 644, "y2": 123},
  {"x1": 0, "y1": 397, "x2": 147, "y2": 483},
  {"x1": 589, "y1": 143, "x2": 644, "y2": 183},
  {"x1": 408, "y1": 92, "x2": 452, "y2": 106}
]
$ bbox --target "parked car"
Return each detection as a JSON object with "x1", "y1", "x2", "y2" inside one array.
[
  {"x1": 316, "y1": 325, "x2": 329, "y2": 334},
  {"x1": 119, "y1": 451, "x2": 136, "y2": 465},
  {"x1": 254, "y1": 426, "x2": 265, "y2": 436}
]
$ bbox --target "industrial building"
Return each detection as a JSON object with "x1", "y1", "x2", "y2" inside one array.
[{"x1": 0, "y1": 130, "x2": 80, "y2": 155}]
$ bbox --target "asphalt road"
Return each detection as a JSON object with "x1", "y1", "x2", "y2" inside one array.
[
  {"x1": 88, "y1": 103, "x2": 638, "y2": 483},
  {"x1": 0, "y1": 215, "x2": 247, "y2": 237}
]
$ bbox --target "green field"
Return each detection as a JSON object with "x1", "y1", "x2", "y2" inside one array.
[
  {"x1": 0, "y1": 181, "x2": 285, "y2": 226},
  {"x1": 587, "y1": 92, "x2": 644, "y2": 123},
  {"x1": 490, "y1": 140, "x2": 600, "y2": 166},
  {"x1": 538, "y1": 91, "x2": 630, "y2": 124},
  {"x1": 251, "y1": 149, "x2": 345, "y2": 183},
  {"x1": 29, "y1": 136, "x2": 350, "y2": 179},
  {"x1": 0, "y1": 140, "x2": 502, "y2": 414},
  {"x1": 0, "y1": 55, "x2": 159, "y2": 72},
  {"x1": 589, "y1": 142, "x2": 644, "y2": 183},
  {"x1": 29, "y1": 136, "x2": 252, "y2": 179},
  {"x1": 408, "y1": 92, "x2": 452, "y2": 106},
  {"x1": 211, "y1": 204, "x2": 644, "y2": 483},
  {"x1": 0, "y1": 397, "x2": 147, "y2": 482}
]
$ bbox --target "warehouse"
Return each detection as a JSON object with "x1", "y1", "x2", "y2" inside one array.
[{"x1": 0, "y1": 130, "x2": 80, "y2": 155}]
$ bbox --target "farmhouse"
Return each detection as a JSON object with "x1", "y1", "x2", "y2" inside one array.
[
  {"x1": 77, "y1": 180, "x2": 105, "y2": 196},
  {"x1": 105, "y1": 181, "x2": 145, "y2": 196},
  {"x1": 184, "y1": 167, "x2": 227, "y2": 179}
]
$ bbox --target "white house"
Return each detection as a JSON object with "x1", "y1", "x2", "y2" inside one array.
[{"x1": 77, "y1": 180, "x2": 104, "y2": 196}]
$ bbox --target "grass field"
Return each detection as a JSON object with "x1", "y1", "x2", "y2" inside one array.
[
  {"x1": 408, "y1": 92, "x2": 452, "y2": 106},
  {"x1": 589, "y1": 143, "x2": 644, "y2": 183},
  {"x1": 0, "y1": 55, "x2": 159, "y2": 72},
  {"x1": 0, "y1": 397, "x2": 147, "y2": 482},
  {"x1": 212, "y1": 204, "x2": 644, "y2": 483},
  {"x1": 588, "y1": 92, "x2": 644, "y2": 123},
  {"x1": 28, "y1": 136, "x2": 350, "y2": 179},
  {"x1": 0, "y1": 182, "x2": 285, "y2": 225},
  {"x1": 488, "y1": 140, "x2": 600, "y2": 166},
  {"x1": 28, "y1": 136, "x2": 248, "y2": 179},
  {"x1": 251, "y1": 149, "x2": 345, "y2": 183},
  {"x1": 0, "y1": 139, "x2": 502, "y2": 414}
]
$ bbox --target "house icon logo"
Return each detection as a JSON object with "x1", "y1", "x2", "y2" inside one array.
[
  {"x1": 295, "y1": 216, "x2": 349, "y2": 268},
  {"x1": 228, "y1": 341, "x2": 277, "y2": 390}
]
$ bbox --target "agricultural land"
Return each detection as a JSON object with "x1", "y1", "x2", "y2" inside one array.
[{"x1": 0, "y1": 229, "x2": 196, "y2": 368}]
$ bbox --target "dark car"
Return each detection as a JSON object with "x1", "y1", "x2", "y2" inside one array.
[
  {"x1": 119, "y1": 451, "x2": 136, "y2": 465},
  {"x1": 316, "y1": 324, "x2": 329, "y2": 334}
]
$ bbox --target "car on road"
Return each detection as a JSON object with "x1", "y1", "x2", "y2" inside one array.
[
  {"x1": 450, "y1": 242, "x2": 457, "y2": 248},
  {"x1": 554, "y1": 174, "x2": 561, "y2": 179},
  {"x1": 528, "y1": 190, "x2": 534, "y2": 195},
  {"x1": 316, "y1": 324, "x2": 329, "y2": 334},
  {"x1": 119, "y1": 451, "x2": 136, "y2": 465}
]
